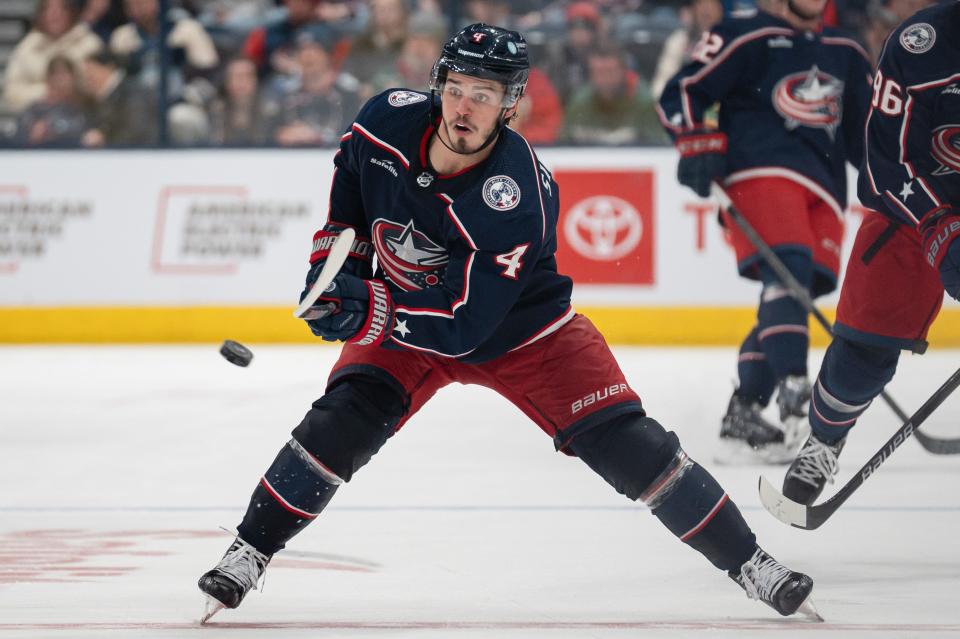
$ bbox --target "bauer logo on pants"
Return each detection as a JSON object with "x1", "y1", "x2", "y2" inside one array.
[{"x1": 554, "y1": 170, "x2": 654, "y2": 285}]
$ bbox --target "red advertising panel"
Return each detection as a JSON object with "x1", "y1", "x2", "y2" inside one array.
[{"x1": 554, "y1": 169, "x2": 655, "y2": 285}]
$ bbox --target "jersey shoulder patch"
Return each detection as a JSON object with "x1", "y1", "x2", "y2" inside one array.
[
  {"x1": 899, "y1": 22, "x2": 936, "y2": 54},
  {"x1": 387, "y1": 89, "x2": 429, "y2": 107}
]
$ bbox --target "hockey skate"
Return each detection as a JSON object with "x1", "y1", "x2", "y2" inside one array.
[
  {"x1": 776, "y1": 375, "x2": 812, "y2": 450},
  {"x1": 730, "y1": 547, "x2": 821, "y2": 620},
  {"x1": 198, "y1": 537, "x2": 271, "y2": 623},
  {"x1": 715, "y1": 392, "x2": 794, "y2": 465},
  {"x1": 782, "y1": 431, "x2": 846, "y2": 505}
]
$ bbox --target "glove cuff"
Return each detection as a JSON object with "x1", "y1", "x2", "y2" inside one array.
[
  {"x1": 348, "y1": 279, "x2": 394, "y2": 346},
  {"x1": 310, "y1": 225, "x2": 374, "y2": 265},
  {"x1": 676, "y1": 131, "x2": 727, "y2": 157}
]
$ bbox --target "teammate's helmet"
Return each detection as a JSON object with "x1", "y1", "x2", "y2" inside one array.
[{"x1": 430, "y1": 23, "x2": 529, "y2": 108}]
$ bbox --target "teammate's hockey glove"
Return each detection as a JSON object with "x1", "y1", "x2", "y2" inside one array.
[
  {"x1": 303, "y1": 273, "x2": 395, "y2": 345},
  {"x1": 921, "y1": 206, "x2": 960, "y2": 300},
  {"x1": 675, "y1": 129, "x2": 727, "y2": 198}
]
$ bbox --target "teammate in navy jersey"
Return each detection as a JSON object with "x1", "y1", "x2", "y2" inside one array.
[
  {"x1": 658, "y1": 0, "x2": 873, "y2": 464},
  {"x1": 196, "y1": 23, "x2": 819, "y2": 621},
  {"x1": 782, "y1": 2, "x2": 960, "y2": 504}
]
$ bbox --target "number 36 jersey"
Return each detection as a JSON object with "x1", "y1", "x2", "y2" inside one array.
[{"x1": 319, "y1": 89, "x2": 574, "y2": 363}]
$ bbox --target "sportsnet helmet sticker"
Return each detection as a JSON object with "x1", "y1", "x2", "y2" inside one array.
[
  {"x1": 482, "y1": 176, "x2": 521, "y2": 211},
  {"x1": 931, "y1": 125, "x2": 960, "y2": 176},
  {"x1": 900, "y1": 23, "x2": 936, "y2": 54},
  {"x1": 388, "y1": 90, "x2": 428, "y2": 107},
  {"x1": 772, "y1": 66, "x2": 844, "y2": 140}
]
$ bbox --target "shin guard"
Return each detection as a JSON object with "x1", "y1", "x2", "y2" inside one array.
[
  {"x1": 237, "y1": 439, "x2": 342, "y2": 555},
  {"x1": 756, "y1": 254, "x2": 813, "y2": 379}
]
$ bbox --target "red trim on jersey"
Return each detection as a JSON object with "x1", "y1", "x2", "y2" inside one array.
[
  {"x1": 352, "y1": 123, "x2": 410, "y2": 169},
  {"x1": 417, "y1": 121, "x2": 484, "y2": 179}
]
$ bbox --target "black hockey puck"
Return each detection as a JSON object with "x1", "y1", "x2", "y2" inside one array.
[{"x1": 220, "y1": 340, "x2": 253, "y2": 367}]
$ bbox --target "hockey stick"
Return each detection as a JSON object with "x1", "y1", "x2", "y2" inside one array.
[
  {"x1": 758, "y1": 365, "x2": 960, "y2": 529},
  {"x1": 711, "y1": 184, "x2": 960, "y2": 454},
  {"x1": 293, "y1": 227, "x2": 356, "y2": 319}
]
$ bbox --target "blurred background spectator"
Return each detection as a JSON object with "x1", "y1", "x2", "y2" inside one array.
[
  {"x1": 4, "y1": 0, "x2": 103, "y2": 113},
  {"x1": 0, "y1": 0, "x2": 939, "y2": 148},
  {"x1": 563, "y1": 44, "x2": 665, "y2": 145},
  {"x1": 14, "y1": 54, "x2": 90, "y2": 146}
]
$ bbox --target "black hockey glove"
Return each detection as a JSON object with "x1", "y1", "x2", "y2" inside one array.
[
  {"x1": 302, "y1": 272, "x2": 395, "y2": 346},
  {"x1": 920, "y1": 206, "x2": 960, "y2": 300},
  {"x1": 675, "y1": 129, "x2": 727, "y2": 198}
]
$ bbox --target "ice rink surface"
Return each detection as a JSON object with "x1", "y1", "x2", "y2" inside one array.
[{"x1": 2, "y1": 343, "x2": 959, "y2": 639}]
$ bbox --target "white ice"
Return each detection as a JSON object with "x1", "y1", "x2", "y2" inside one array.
[{"x1": 1, "y1": 344, "x2": 959, "y2": 638}]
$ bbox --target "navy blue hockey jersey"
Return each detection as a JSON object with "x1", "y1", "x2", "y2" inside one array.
[
  {"x1": 859, "y1": 2, "x2": 960, "y2": 226},
  {"x1": 318, "y1": 88, "x2": 573, "y2": 363},
  {"x1": 658, "y1": 10, "x2": 873, "y2": 217}
]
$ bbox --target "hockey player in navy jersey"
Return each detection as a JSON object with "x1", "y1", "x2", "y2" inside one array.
[
  {"x1": 197, "y1": 23, "x2": 819, "y2": 622},
  {"x1": 782, "y1": 2, "x2": 960, "y2": 504},
  {"x1": 658, "y1": 0, "x2": 873, "y2": 464}
]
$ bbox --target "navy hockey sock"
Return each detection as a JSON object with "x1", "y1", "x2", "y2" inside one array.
[
  {"x1": 736, "y1": 326, "x2": 776, "y2": 405},
  {"x1": 809, "y1": 337, "x2": 900, "y2": 444},
  {"x1": 756, "y1": 254, "x2": 813, "y2": 380},
  {"x1": 649, "y1": 459, "x2": 757, "y2": 572},
  {"x1": 237, "y1": 439, "x2": 342, "y2": 555}
]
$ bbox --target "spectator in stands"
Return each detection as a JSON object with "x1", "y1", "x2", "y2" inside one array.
[
  {"x1": 510, "y1": 67, "x2": 563, "y2": 145},
  {"x1": 15, "y1": 55, "x2": 90, "y2": 147},
  {"x1": 341, "y1": 0, "x2": 410, "y2": 100},
  {"x1": 651, "y1": 0, "x2": 723, "y2": 98},
  {"x1": 272, "y1": 38, "x2": 358, "y2": 146},
  {"x1": 540, "y1": 1, "x2": 602, "y2": 104},
  {"x1": 4, "y1": 0, "x2": 103, "y2": 113},
  {"x1": 79, "y1": 0, "x2": 126, "y2": 43},
  {"x1": 243, "y1": 0, "x2": 339, "y2": 77},
  {"x1": 368, "y1": 11, "x2": 445, "y2": 94},
  {"x1": 461, "y1": 0, "x2": 514, "y2": 29},
  {"x1": 207, "y1": 56, "x2": 277, "y2": 145},
  {"x1": 109, "y1": 0, "x2": 219, "y2": 144},
  {"x1": 81, "y1": 50, "x2": 158, "y2": 146},
  {"x1": 562, "y1": 45, "x2": 666, "y2": 146}
]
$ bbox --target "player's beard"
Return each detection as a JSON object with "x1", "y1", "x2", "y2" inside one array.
[{"x1": 442, "y1": 117, "x2": 488, "y2": 155}]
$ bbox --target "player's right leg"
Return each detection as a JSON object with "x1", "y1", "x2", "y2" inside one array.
[{"x1": 782, "y1": 215, "x2": 944, "y2": 504}]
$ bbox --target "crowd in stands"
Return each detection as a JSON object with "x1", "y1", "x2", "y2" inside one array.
[{"x1": 0, "y1": 0, "x2": 938, "y2": 148}]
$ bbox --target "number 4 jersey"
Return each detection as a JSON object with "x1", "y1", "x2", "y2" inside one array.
[
  {"x1": 859, "y1": 1, "x2": 960, "y2": 228},
  {"x1": 319, "y1": 89, "x2": 573, "y2": 363},
  {"x1": 658, "y1": 10, "x2": 873, "y2": 219}
]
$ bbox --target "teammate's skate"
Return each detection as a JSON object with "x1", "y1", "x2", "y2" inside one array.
[
  {"x1": 782, "y1": 432, "x2": 845, "y2": 505},
  {"x1": 716, "y1": 391, "x2": 793, "y2": 464},
  {"x1": 776, "y1": 375, "x2": 812, "y2": 449},
  {"x1": 198, "y1": 537, "x2": 271, "y2": 623},
  {"x1": 730, "y1": 547, "x2": 821, "y2": 620}
]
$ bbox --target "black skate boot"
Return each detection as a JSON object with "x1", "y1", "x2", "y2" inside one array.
[
  {"x1": 776, "y1": 375, "x2": 812, "y2": 449},
  {"x1": 782, "y1": 432, "x2": 846, "y2": 505},
  {"x1": 730, "y1": 547, "x2": 820, "y2": 619},
  {"x1": 716, "y1": 391, "x2": 792, "y2": 464},
  {"x1": 198, "y1": 537, "x2": 271, "y2": 622}
]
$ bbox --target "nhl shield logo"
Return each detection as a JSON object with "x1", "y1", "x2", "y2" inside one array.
[
  {"x1": 482, "y1": 175, "x2": 521, "y2": 211},
  {"x1": 388, "y1": 90, "x2": 428, "y2": 107},
  {"x1": 900, "y1": 23, "x2": 936, "y2": 54}
]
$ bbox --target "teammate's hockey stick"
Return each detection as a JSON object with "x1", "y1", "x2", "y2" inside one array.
[
  {"x1": 711, "y1": 183, "x2": 960, "y2": 454},
  {"x1": 757, "y1": 365, "x2": 960, "y2": 529},
  {"x1": 293, "y1": 227, "x2": 356, "y2": 319}
]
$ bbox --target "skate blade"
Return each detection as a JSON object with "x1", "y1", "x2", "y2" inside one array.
[
  {"x1": 200, "y1": 595, "x2": 226, "y2": 624},
  {"x1": 795, "y1": 595, "x2": 824, "y2": 622},
  {"x1": 713, "y1": 439, "x2": 795, "y2": 466}
]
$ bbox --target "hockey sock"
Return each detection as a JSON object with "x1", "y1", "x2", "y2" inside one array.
[
  {"x1": 756, "y1": 253, "x2": 813, "y2": 380},
  {"x1": 236, "y1": 439, "x2": 342, "y2": 555},
  {"x1": 650, "y1": 461, "x2": 757, "y2": 572},
  {"x1": 736, "y1": 326, "x2": 777, "y2": 405},
  {"x1": 809, "y1": 337, "x2": 900, "y2": 444}
]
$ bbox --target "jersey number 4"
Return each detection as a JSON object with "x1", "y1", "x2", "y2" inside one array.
[
  {"x1": 871, "y1": 71, "x2": 904, "y2": 116},
  {"x1": 495, "y1": 244, "x2": 529, "y2": 280}
]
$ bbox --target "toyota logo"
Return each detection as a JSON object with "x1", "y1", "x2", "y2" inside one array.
[{"x1": 564, "y1": 195, "x2": 643, "y2": 261}]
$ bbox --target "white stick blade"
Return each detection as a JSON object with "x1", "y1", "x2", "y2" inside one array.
[
  {"x1": 293, "y1": 227, "x2": 356, "y2": 319},
  {"x1": 758, "y1": 475, "x2": 808, "y2": 528}
]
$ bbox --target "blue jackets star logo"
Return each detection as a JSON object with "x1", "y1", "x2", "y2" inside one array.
[{"x1": 372, "y1": 218, "x2": 448, "y2": 291}]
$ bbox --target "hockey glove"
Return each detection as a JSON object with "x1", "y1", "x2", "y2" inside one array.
[
  {"x1": 921, "y1": 207, "x2": 960, "y2": 300},
  {"x1": 302, "y1": 272, "x2": 395, "y2": 345},
  {"x1": 676, "y1": 129, "x2": 727, "y2": 198}
]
